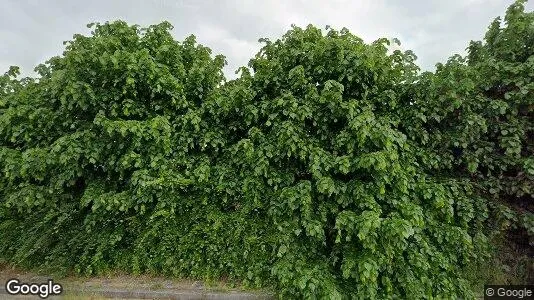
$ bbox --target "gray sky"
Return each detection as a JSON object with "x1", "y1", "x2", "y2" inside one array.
[{"x1": 1, "y1": 0, "x2": 532, "y2": 79}]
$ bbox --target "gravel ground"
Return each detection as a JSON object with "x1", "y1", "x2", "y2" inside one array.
[{"x1": 0, "y1": 265, "x2": 274, "y2": 299}]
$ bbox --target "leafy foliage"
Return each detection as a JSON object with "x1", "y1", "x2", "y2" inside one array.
[
  {"x1": 400, "y1": 0, "x2": 533, "y2": 244},
  {"x1": 0, "y1": 1, "x2": 532, "y2": 299},
  {"x1": 189, "y1": 25, "x2": 487, "y2": 298}
]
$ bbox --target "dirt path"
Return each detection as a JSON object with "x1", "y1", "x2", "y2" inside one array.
[{"x1": 0, "y1": 266, "x2": 274, "y2": 299}]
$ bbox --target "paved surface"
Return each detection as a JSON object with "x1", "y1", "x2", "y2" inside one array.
[
  {"x1": 0, "y1": 267, "x2": 274, "y2": 299},
  {"x1": 0, "y1": 286, "x2": 273, "y2": 299}
]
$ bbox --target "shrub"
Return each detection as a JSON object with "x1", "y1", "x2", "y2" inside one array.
[
  {"x1": 2, "y1": 2, "x2": 531, "y2": 298},
  {"x1": 400, "y1": 0, "x2": 533, "y2": 253},
  {"x1": 194, "y1": 25, "x2": 487, "y2": 298}
]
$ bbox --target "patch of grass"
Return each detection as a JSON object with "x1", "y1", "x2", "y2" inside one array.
[
  {"x1": 150, "y1": 282, "x2": 164, "y2": 290},
  {"x1": 466, "y1": 230, "x2": 533, "y2": 294},
  {"x1": 61, "y1": 295, "x2": 145, "y2": 300}
]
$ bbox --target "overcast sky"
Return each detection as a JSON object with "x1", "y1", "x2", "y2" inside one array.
[{"x1": 1, "y1": 0, "x2": 532, "y2": 79}]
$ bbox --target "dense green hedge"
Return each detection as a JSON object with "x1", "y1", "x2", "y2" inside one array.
[
  {"x1": 400, "y1": 0, "x2": 533, "y2": 242},
  {"x1": 0, "y1": 1, "x2": 532, "y2": 299}
]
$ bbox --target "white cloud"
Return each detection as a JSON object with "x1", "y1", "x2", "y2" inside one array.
[
  {"x1": 1, "y1": 0, "x2": 532, "y2": 79},
  {"x1": 193, "y1": 24, "x2": 260, "y2": 76}
]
